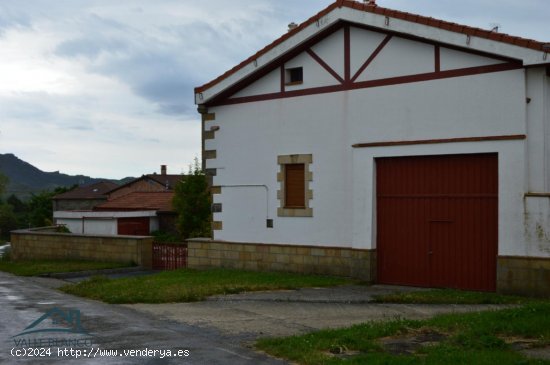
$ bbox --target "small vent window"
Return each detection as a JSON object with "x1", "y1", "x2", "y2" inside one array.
[{"x1": 285, "y1": 67, "x2": 303, "y2": 85}]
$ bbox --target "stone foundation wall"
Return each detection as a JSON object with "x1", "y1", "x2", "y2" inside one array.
[
  {"x1": 497, "y1": 256, "x2": 550, "y2": 297},
  {"x1": 10, "y1": 228, "x2": 153, "y2": 268},
  {"x1": 187, "y1": 239, "x2": 376, "y2": 281}
]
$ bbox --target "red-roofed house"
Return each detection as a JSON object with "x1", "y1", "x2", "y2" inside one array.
[
  {"x1": 54, "y1": 166, "x2": 182, "y2": 236},
  {"x1": 193, "y1": 0, "x2": 550, "y2": 296},
  {"x1": 52, "y1": 181, "x2": 118, "y2": 211}
]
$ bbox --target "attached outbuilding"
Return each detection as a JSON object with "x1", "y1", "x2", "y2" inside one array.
[{"x1": 193, "y1": 0, "x2": 550, "y2": 296}]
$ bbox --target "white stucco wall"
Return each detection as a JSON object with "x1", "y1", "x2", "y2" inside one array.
[
  {"x1": 54, "y1": 211, "x2": 157, "y2": 236},
  {"x1": 206, "y1": 66, "x2": 527, "y2": 248},
  {"x1": 202, "y1": 15, "x2": 550, "y2": 259}
]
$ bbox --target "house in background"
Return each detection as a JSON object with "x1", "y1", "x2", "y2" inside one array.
[
  {"x1": 53, "y1": 166, "x2": 183, "y2": 236},
  {"x1": 52, "y1": 181, "x2": 118, "y2": 211},
  {"x1": 193, "y1": 0, "x2": 550, "y2": 296},
  {"x1": 108, "y1": 165, "x2": 183, "y2": 200}
]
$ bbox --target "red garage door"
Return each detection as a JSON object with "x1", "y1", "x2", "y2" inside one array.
[
  {"x1": 376, "y1": 153, "x2": 498, "y2": 291},
  {"x1": 117, "y1": 217, "x2": 150, "y2": 236}
]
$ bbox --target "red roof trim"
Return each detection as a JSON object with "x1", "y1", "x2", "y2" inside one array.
[{"x1": 195, "y1": 0, "x2": 547, "y2": 95}]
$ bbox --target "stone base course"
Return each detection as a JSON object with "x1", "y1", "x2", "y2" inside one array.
[
  {"x1": 497, "y1": 256, "x2": 550, "y2": 297},
  {"x1": 186, "y1": 239, "x2": 550, "y2": 297},
  {"x1": 10, "y1": 227, "x2": 152, "y2": 268},
  {"x1": 187, "y1": 239, "x2": 376, "y2": 281}
]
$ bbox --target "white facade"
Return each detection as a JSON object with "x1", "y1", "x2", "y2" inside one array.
[
  {"x1": 196, "y1": 5, "x2": 550, "y2": 260},
  {"x1": 54, "y1": 211, "x2": 158, "y2": 236}
]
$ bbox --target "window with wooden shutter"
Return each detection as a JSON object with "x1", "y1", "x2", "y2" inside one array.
[
  {"x1": 277, "y1": 154, "x2": 313, "y2": 217},
  {"x1": 285, "y1": 164, "x2": 305, "y2": 208}
]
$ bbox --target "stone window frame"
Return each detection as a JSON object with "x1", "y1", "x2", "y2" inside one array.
[{"x1": 277, "y1": 154, "x2": 313, "y2": 217}]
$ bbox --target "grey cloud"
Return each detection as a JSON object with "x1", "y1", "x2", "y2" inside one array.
[{"x1": 56, "y1": 37, "x2": 129, "y2": 59}]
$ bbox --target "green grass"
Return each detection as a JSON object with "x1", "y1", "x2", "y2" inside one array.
[
  {"x1": 60, "y1": 268, "x2": 358, "y2": 304},
  {"x1": 0, "y1": 258, "x2": 133, "y2": 276},
  {"x1": 372, "y1": 288, "x2": 533, "y2": 305},
  {"x1": 256, "y1": 302, "x2": 550, "y2": 364}
]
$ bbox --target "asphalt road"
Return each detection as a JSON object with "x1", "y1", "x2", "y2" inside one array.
[{"x1": 0, "y1": 271, "x2": 285, "y2": 364}]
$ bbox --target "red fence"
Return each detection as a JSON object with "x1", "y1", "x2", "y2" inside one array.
[{"x1": 152, "y1": 242, "x2": 187, "y2": 270}]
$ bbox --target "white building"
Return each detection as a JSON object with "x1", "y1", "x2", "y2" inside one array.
[{"x1": 193, "y1": 0, "x2": 550, "y2": 295}]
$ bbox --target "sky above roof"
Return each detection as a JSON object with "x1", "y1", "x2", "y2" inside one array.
[{"x1": 0, "y1": 0, "x2": 548, "y2": 179}]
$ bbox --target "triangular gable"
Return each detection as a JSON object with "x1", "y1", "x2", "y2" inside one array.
[
  {"x1": 213, "y1": 22, "x2": 521, "y2": 106},
  {"x1": 196, "y1": 1, "x2": 549, "y2": 105}
]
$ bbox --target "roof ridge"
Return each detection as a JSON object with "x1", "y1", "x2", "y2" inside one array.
[{"x1": 195, "y1": 0, "x2": 548, "y2": 94}]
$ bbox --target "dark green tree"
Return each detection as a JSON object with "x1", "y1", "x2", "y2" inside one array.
[
  {"x1": 0, "y1": 173, "x2": 7, "y2": 198},
  {"x1": 6, "y1": 194, "x2": 29, "y2": 229},
  {"x1": 27, "y1": 186, "x2": 72, "y2": 228},
  {"x1": 172, "y1": 158, "x2": 211, "y2": 239},
  {"x1": 0, "y1": 174, "x2": 16, "y2": 239},
  {"x1": 0, "y1": 204, "x2": 17, "y2": 240}
]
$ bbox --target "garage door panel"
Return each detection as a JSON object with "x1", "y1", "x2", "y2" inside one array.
[{"x1": 377, "y1": 153, "x2": 498, "y2": 291}]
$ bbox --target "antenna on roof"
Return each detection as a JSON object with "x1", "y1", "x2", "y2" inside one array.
[{"x1": 489, "y1": 23, "x2": 501, "y2": 33}]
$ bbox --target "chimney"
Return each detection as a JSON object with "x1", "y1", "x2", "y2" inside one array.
[
  {"x1": 364, "y1": 0, "x2": 377, "y2": 6},
  {"x1": 161, "y1": 165, "x2": 167, "y2": 175},
  {"x1": 288, "y1": 22, "x2": 298, "y2": 32}
]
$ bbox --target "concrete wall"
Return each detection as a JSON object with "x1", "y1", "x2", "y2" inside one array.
[
  {"x1": 188, "y1": 238, "x2": 375, "y2": 281},
  {"x1": 10, "y1": 228, "x2": 152, "y2": 268}
]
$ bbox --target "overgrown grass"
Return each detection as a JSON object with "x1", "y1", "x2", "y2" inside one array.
[
  {"x1": 372, "y1": 288, "x2": 534, "y2": 305},
  {"x1": 0, "y1": 258, "x2": 133, "y2": 276},
  {"x1": 60, "y1": 268, "x2": 358, "y2": 304},
  {"x1": 257, "y1": 302, "x2": 550, "y2": 364}
]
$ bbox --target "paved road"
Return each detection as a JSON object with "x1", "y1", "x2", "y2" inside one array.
[
  {"x1": 128, "y1": 285, "x2": 509, "y2": 339},
  {"x1": 0, "y1": 271, "x2": 284, "y2": 364}
]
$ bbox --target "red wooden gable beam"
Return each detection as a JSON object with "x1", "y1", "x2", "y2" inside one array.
[
  {"x1": 306, "y1": 49, "x2": 345, "y2": 84},
  {"x1": 351, "y1": 35, "x2": 392, "y2": 83}
]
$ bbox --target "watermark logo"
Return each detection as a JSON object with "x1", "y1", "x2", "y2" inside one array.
[
  {"x1": 12, "y1": 307, "x2": 94, "y2": 348},
  {"x1": 13, "y1": 307, "x2": 89, "y2": 337}
]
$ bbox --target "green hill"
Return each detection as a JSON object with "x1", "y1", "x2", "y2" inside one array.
[{"x1": 0, "y1": 153, "x2": 132, "y2": 200}]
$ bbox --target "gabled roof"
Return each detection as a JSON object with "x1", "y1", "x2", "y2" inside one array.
[
  {"x1": 145, "y1": 174, "x2": 184, "y2": 190},
  {"x1": 52, "y1": 181, "x2": 118, "y2": 200},
  {"x1": 94, "y1": 192, "x2": 175, "y2": 213},
  {"x1": 106, "y1": 174, "x2": 184, "y2": 194},
  {"x1": 195, "y1": 0, "x2": 549, "y2": 104}
]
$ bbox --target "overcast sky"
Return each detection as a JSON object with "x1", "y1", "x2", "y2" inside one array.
[{"x1": 0, "y1": 0, "x2": 548, "y2": 179}]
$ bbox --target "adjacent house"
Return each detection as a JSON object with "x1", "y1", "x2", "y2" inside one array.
[
  {"x1": 193, "y1": 0, "x2": 550, "y2": 296},
  {"x1": 52, "y1": 181, "x2": 118, "y2": 211},
  {"x1": 108, "y1": 165, "x2": 182, "y2": 200},
  {"x1": 53, "y1": 166, "x2": 183, "y2": 236}
]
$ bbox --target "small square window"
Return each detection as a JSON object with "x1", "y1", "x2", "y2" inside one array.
[{"x1": 285, "y1": 67, "x2": 303, "y2": 85}]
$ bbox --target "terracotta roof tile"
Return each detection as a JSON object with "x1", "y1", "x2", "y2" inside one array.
[
  {"x1": 195, "y1": 0, "x2": 548, "y2": 95},
  {"x1": 95, "y1": 192, "x2": 175, "y2": 212}
]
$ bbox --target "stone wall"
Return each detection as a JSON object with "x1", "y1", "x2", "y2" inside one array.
[
  {"x1": 10, "y1": 228, "x2": 152, "y2": 268},
  {"x1": 497, "y1": 256, "x2": 550, "y2": 297},
  {"x1": 187, "y1": 239, "x2": 376, "y2": 281}
]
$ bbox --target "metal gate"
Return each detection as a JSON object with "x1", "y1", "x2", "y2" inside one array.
[
  {"x1": 152, "y1": 242, "x2": 187, "y2": 270},
  {"x1": 376, "y1": 153, "x2": 498, "y2": 291}
]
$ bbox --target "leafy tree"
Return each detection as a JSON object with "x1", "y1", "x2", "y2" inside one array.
[
  {"x1": 172, "y1": 158, "x2": 211, "y2": 239},
  {"x1": 6, "y1": 194, "x2": 29, "y2": 229},
  {"x1": 27, "y1": 186, "x2": 72, "y2": 228},
  {"x1": 0, "y1": 174, "x2": 16, "y2": 239},
  {"x1": 0, "y1": 173, "x2": 7, "y2": 198},
  {"x1": 0, "y1": 204, "x2": 17, "y2": 240}
]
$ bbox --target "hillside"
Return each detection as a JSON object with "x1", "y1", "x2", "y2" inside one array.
[{"x1": 0, "y1": 153, "x2": 131, "y2": 199}]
